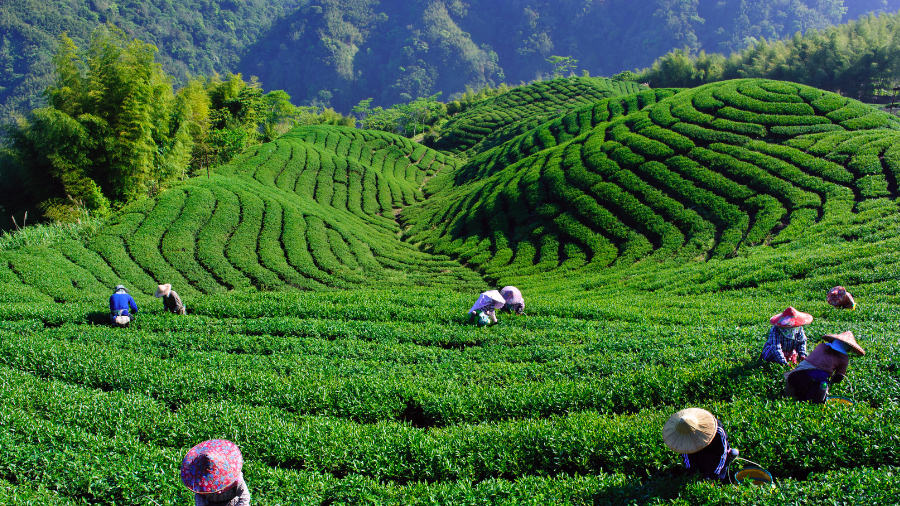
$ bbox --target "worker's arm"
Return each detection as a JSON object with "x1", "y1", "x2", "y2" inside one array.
[
  {"x1": 129, "y1": 296, "x2": 138, "y2": 313},
  {"x1": 711, "y1": 423, "x2": 729, "y2": 479},
  {"x1": 833, "y1": 354, "x2": 849, "y2": 381},
  {"x1": 234, "y1": 479, "x2": 251, "y2": 506},
  {"x1": 173, "y1": 291, "x2": 184, "y2": 310},
  {"x1": 766, "y1": 327, "x2": 789, "y2": 364},
  {"x1": 797, "y1": 328, "x2": 809, "y2": 360}
]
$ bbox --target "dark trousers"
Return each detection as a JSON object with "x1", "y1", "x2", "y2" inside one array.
[{"x1": 787, "y1": 369, "x2": 830, "y2": 403}]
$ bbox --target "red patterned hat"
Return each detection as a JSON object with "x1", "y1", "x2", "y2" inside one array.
[
  {"x1": 769, "y1": 307, "x2": 813, "y2": 328},
  {"x1": 826, "y1": 286, "x2": 854, "y2": 307},
  {"x1": 181, "y1": 439, "x2": 243, "y2": 493}
]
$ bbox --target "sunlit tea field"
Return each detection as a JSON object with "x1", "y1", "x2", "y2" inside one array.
[{"x1": 0, "y1": 78, "x2": 898, "y2": 504}]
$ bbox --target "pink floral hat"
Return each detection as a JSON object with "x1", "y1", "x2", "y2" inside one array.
[
  {"x1": 181, "y1": 439, "x2": 243, "y2": 493},
  {"x1": 769, "y1": 307, "x2": 813, "y2": 328},
  {"x1": 826, "y1": 286, "x2": 855, "y2": 307}
]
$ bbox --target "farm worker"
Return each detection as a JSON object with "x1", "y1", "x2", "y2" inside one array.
[
  {"x1": 468, "y1": 290, "x2": 506, "y2": 325},
  {"x1": 826, "y1": 286, "x2": 857, "y2": 310},
  {"x1": 181, "y1": 439, "x2": 251, "y2": 506},
  {"x1": 109, "y1": 284, "x2": 138, "y2": 327},
  {"x1": 663, "y1": 408, "x2": 739, "y2": 483},
  {"x1": 500, "y1": 286, "x2": 525, "y2": 315},
  {"x1": 783, "y1": 331, "x2": 864, "y2": 403},
  {"x1": 155, "y1": 283, "x2": 186, "y2": 314},
  {"x1": 760, "y1": 307, "x2": 812, "y2": 365}
]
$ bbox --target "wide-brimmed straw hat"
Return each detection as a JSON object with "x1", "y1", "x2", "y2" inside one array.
[
  {"x1": 822, "y1": 331, "x2": 865, "y2": 356},
  {"x1": 662, "y1": 408, "x2": 717, "y2": 454},
  {"x1": 826, "y1": 286, "x2": 854, "y2": 307},
  {"x1": 770, "y1": 307, "x2": 813, "y2": 328},
  {"x1": 154, "y1": 284, "x2": 172, "y2": 298},
  {"x1": 181, "y1": 439, "x2": 243, "y2": 494},
  {"x1": 114, "y1": 284, "x2": 128, "y2": 293}
]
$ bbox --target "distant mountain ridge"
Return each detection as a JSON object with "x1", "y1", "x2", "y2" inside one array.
[{"x1": 1, "y1": 0, "x2": 897, "y2": 122}]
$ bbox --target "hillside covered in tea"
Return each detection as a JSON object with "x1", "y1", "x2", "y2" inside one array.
[{"x1": 0, "y1": 77, "x2": 898, "y2": 504}]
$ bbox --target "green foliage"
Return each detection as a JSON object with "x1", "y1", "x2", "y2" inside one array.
[
  {"x1": 1, "y1": 28, "x2": 355, "y2": 228},
  {"x1": 546, "y1": 55, "x2": 578, "y2": 79},
  {"x1": 2, "y1": 75, "x2": 900, "y2": 505},
  {"x1": 639, "y1": 11, "x2": 900, "y2": 100},
  {"x1": 430, "y1": 77, "x2": 647, "y2": 157},
  {"x1": 406, "y1": 78, "x2": 900, "y2": 276}
]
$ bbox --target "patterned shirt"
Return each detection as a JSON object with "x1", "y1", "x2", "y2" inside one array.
[
  {"x1": 761, "y1": 326, "x2": 808, "y2": 365},
  {"x1": 194, "y1": 475, "x2": 251, "y2": 506},
  {"x1": 683, "y1": 422, "x2": 730, "y2": 481}
]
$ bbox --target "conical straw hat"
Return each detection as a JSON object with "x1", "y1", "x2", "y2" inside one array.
[
  {"x1": 769, "y1": 306, "x2": 813, "y2": 328},
  {"x1": 154, "y1": 283, "x2": 172, "y2": 298},
  {"x1": 822, "y1": 331, "x2": 865, "y2": 356},
  {"x1": 662, "y1": 408, "x2": 717, "y2": 454}
]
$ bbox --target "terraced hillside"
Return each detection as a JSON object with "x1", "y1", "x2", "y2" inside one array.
[
  {"x1": 0, "y1": 126, "x2": 482, "y2": 301},
  {"x1": 429, "y1": 77, "x2": 646, "y2": 158},
  {"x1": 0, "y1": 78, "x2": 899, "y2": 505},
  {"x1": 405, "y1": 79, "x2": 900, "y2": 283}
]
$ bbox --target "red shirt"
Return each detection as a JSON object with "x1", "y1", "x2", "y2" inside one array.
[{"x1": 804, "y1": 342, "x2": 849, "y2": 376}]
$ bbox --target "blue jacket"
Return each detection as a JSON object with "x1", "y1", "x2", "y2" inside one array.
[{"x1": 109, "y1": 292, "x2": 138, "y2": 320}]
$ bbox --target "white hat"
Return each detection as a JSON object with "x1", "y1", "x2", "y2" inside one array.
[{"x1": 154, "y1": 284, "x2": 172, "y2": 298}]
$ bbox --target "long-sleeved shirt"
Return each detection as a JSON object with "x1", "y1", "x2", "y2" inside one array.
[
  {"x1": 109, "y1": 292, "x2": 138, "y2": 317},
  {"x1": 803, "y1": 342, "x2": 849, "y2": 377},
  {"x1": 683, "y1": 421, "x2": 730, "y2": 481},
  {"x1": 194, "y1": 475, "x2": 251, "y2": 506},
  {"x1": 163, "y1": 291, "x2": 185, "y2": 313},
  {"x1": 761, "y1": 326, "x2": 807, "y2": 365}
]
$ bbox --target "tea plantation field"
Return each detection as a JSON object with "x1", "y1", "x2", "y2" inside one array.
[{"x1": 0, "y1": 78, "x2": 899, "y2": 504}]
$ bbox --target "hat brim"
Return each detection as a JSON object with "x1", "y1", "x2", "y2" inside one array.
[
  {"x1": 155, "y1": 284, "x2": 171, "y2": 298},
  {"x1": 769, "y1": 312, "x2": 813, "y2": 328},
  {"x1": 822, "y1": 333, "x2": 865, "y2": 356},
  {"x1": 662, "y1": 408, "x2": 717, "y2": 454}
]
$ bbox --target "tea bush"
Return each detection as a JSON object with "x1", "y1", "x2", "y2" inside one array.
[
  {"x1": 0, "y1": 78, "x2": 898, "y2": 505},
  {"x1": 405, "y1": 79, "x2": 900, "y2": 277}
]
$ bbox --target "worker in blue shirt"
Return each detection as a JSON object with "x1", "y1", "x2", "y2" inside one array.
[{"x1": 109, "y1": 285, "x2": 138, "y2": 326}]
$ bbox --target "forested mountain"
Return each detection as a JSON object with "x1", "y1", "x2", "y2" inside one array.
[
  {"x1": 637, "y1": 10, "x2": 900, "y2": 100},
  {"x1": 2, "y1": 0, "x2": 897, "y2": 123}
]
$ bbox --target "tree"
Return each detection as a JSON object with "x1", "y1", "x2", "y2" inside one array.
[
  {"x1": 352, "y1": 98, "x2": 375, "y2": 128},
  {"x1": 3, "y1": 24, "x2": 183, "y2": 219},
  {"x1": 547, "y1": 55, "x2": 579, "y2": 79},
  {"x1": 361, "y1": 93, "x2": 445, "y2": 137}
]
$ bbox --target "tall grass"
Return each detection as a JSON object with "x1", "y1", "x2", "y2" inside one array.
[{"x1": 0, "y1": 217, "x2": 105, "y2": 251}]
